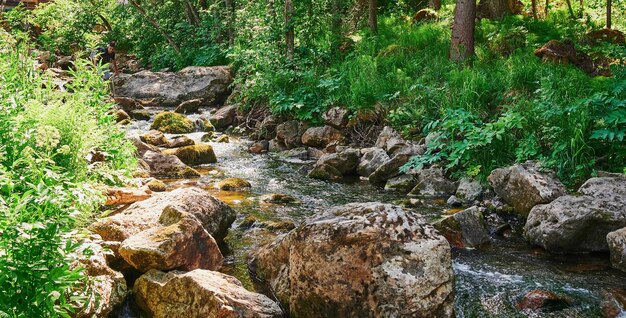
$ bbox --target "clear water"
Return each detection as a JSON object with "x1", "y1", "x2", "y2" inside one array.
[{"x1": 122, "y1": 115, "x2": 626, "y2": 317}]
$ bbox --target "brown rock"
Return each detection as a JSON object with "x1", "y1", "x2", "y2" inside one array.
[
  {"x1": 534, "y1": 40, "x2": 611, "y2": 77},
  {"x1": 174, "y1": 98, "x2": 203, "y2": 114},
  {"x1": 105, "y1": 188, "x2": 153, "y2": 206},
  {"x1": 140, "y1": 130, "x2": 168, "y2": 146},
  {"x1": 301, "y1": 125, "x2": 345, "y2": 148},
  {"x1": 515, "y1": 290, "x2": 571, "y2": 311}
]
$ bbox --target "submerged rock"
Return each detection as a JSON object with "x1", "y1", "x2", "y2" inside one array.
[
  {"x1": 113, "y1": 66, "x2": 232, "y2": 107},
  {"x1": 524, "y1": 177, "x2": 626, "y2": 253},
  {"x1": 250, "y1": 202, "x2": 454, "y2": 318},
  {"x1": 162, "y1": 144, "x2": 217, "y2": 165},
  {"x1": 488, "y1": 161, "x2": 566, "y2": 217},
  {"x1": 134, "y1": 269, "x2": 282, "y2": 318},
  {"x1": 146, "y1": 179, "x2": 167, "y2": 192},
  {"x1": 515, "y1": 290, "x2": 572, "y2": 311},
  {"x1": 249, "y1": 141, "x2": 269, "y2": 154},
  {"x1": 259, "y1": 193, "x2": 299, "y2": 204},
  {"x1": 90, "y1": 187, "x2": 236, "y2": 242},
  {"x1": 217, "y1": 178, "x2": 252, "y2": 190},
  {"x1": 142, "y1": 150, "x2": 200, "y2": 178},
  {"x1": 151, "y1": 112, "x2": 195, "y2": 134},
  {"x1": 607, "y1": 227, "x2": 626, "y2": 272}
]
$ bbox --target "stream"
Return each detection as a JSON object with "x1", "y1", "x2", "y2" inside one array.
[{"x1": 122, "y1": 109, "x2": 626, "y2": 318}]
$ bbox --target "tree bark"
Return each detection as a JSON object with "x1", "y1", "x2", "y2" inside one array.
[
  {"x1": 182, "y1": 0, "x2": 200, "y2": 26},
  {"x1": 429, "y1": 0, "x2": 442, "y2": 10},
  {"x1": 368, "y1": 0, "x2": 377, "y2": 34},
  {"x1": 128, "y1": 0, "x2": 181, "y2": 54},
  {"x1": 531, "y1": 0, "x2": 538, "y2": 19},
  {"x1": 544, "y1": 0, "x2": 549, "y2": 17},
  {"x1": 564, "y1": 0, "x2": 575, "y2": 19},
  {"x1": 284, "y1": 0, "x2": 294, "y2": 60},
  {"x1": 450, "y1": 0, "x2": 476, "y2": 61},
  {"x1": 607, "y1": 0, "x2": 612, "y2": 29}
]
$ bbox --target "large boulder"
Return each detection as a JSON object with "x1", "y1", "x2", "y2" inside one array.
[
  {"x1": 162, "y1": 144, "x2": 217, "y2": 165},
  {"x1": 275, "y1": 120, "x2": 306, "y2": 149},
  {"x1": 357, "y1": 147, "x2": 389, "y2": 177},
  {"x1": 151, "y1": 112, "x2": 195, "y2": 134},
  {"x1": 134, "y1": 269, "x2": 282, "y2": 318},
  {"x1": 210, "y1": 104, "x2": 238, "y2": 129},
  {"x1": 70, "y1": 239, "x2": 128, "y2": 318},
  {"x1": 142, "y1": 150, "x2": 201, "y2": 178},
  {"x1": 89, "y1": 187, "x2": 236, "y2": 243},
  {"x1": 524, "y1": 177, "x2": 626, "y2": 253},
  {"x1": 308, "y1": 148, "x2": 360, "y2": 181},
  {"x1": 249, "y1": 202, "x2": 454, "y2": 318},
  {"x1": 607, "y1": 227, "x2": 626, "y2": 272},
  {"x1": 113, "y1": 66, "x2": 232, "y2": 107},
  {"x1": 119, "y1": 212, "x2": 223, "y2": 272},
  {"x1": 433, "y1": 206, "x2": 490, "y2": 248},
  {"x1": 301, "y1": 126, "x2": 345, "y2": 148},
  {"x1": 409, "y1": 168, "x2": 457, "y2": 197},
  {"x1": 488, "y1": 161, "x2": 566, "y2": 217}
]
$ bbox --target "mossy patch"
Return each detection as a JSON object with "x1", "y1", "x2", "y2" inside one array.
[
  {"x1": 151, "y1": 111, "x2": 195, "y2": 134},
  {"x1": 162, "y1": 144, "x2": 217, "y2": 165}
]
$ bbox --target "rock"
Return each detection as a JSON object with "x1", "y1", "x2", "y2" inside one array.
[
  {"x1": 118, "y1": 119, "x2": 131, "y2": 126},
  {"x1": 113, "y1": 66, "x2": 232, "y2": 107},
  {"x1": 534, "y1": 40, "x2": 610, "y2": 77},
  {"x1": 140, "y1": 130, "x2": 168, "y2": 146},
  {"x1": 249, "y1": 141, "x2": 269, "y2": 154},
  {"x1": 215, "y1": 135, "x2": 229, "y2": 143},
  {"x1": 210, "y1": 105, "x2": 238, "y2": 129},
  {"x1": 433, "y1": 206, "x2": 490, "y2": 248},
  {"x1": 268, "y1": 139, "x2": 286, "y2": 152},
  {"x1": 276, "y1": 120, "x2": 306, "y2": 149},
  {"x1": 446, "y1": 195, "x2": 462, "y2": 207},
  {"x1": 607, "y1": 227, "x2": 626, "y2": 272},
  {"x1": 146, "y1": 179, "x2": 167, "y2": 192},
  {"x1": 201, "y1": 132, "x2": 214, "y2": 142},
  {"x1": 105, "y1": 188, "x2": 152, "y2": 205},
  {"x1": 278, "y1": 148, "x2": 309, "y2": 160},
  {"x1": 357, "y1": 148, "x2": 390, "y2": 177},
  {"x1": 456, "y1": 178, "x2": 483, "y2": 203},
  {"x1": 586, "y1": 28, "x2": 625, "y2": 45},
  {"x1": 601, "y1": 288, "x2": 626, "y2": 318},
  {"x1": 524, "y1": 177, "x2": 626, "y2": 253},
  {"x1": 308, "y1": 163, "x2": 343, "y2": 181},
  {"x1": 151, "y1": 112, "x2": 195, "y2": 134},
  {"x1": 259, "y1": 193, "x2": 299, "y2": 204},
  {"x1": 413, "y1": 8, "x2": 439, "y2": 23},
  {"x1": 163, "y1": 135, "x2": 195, "y2": 148},
  {"x1": 409, "y1": 168, "x2": 457, "y2": 197},
  {"x1": 70, "y1": 239, "x2": 128, "y2": 318},
  {"x1": 56, "y1": 56, "x2": 73, "y2": 70},
  {"x1": 217, "y1": 178, "x2": 252, "y2": 190},
  {"x1": 311, "y1": 148, "x2": 360, "y2": 177},
  {"x1": 119, "y1": 213, "x2": 223, "y2": 272},
  {"x1": 515, "y1": 290, "x2": 571, "y2": 311},
  {"x1": 488, "y1": 161, "x2": 566, "y2": 217},
  {"x1": 113, "y1": 96, "x2": 142, "y2": 112},
  {"x1": 384, "y1": 174, "x2": 418, "y2": 193},
  {"x1": 261, "y1": 220, "x2": 296, "y2": 231},
  {"x1": 174, "y1": 98, "x2": 203, "y2": 114},
  {"x1": 163, "y1": 144, "x2": 217, "y2": 165},
  {"x1": 90, "y1": 187, "x2": 236, "y2": 242},
  {"x1": 130, "y1": 137, "x2": 160, "y2": 157},
  {"x1": 301, "y1": 125, "x2": 345, "y2": 148},
  {"x1": 253, "y1": 115, "x2": 280, "y2": 140},
  {"x1": 375, "y1": 126, "x2": 406, "y2": 155},
  {"x1": 196, "y1": 116, "x2": 215, "y2": 132},
  {"x1": 307, "y1": 147, "x2": 324, "y2": 159},
  {"x1": 128, "y1": 109, "x2": 152, "y2": 121},
  {"x1": 249, "y1": 202, "x2": 454, "y2": 318},
  {"x1": 142, "y1": 150, "x2": 201, "y2": 178},
  {"x1": 134, "y1": 269, "x2": 283, "y2": 318},
  {"x1": 322, "y1": 107, "x2": 350, "y2": 129},
  {"x1": 115, "y1": 109, "x2": 130, "y2": 123},
  {"x1": 368, "y1": 145, "x2": 424, "y2": 185}
]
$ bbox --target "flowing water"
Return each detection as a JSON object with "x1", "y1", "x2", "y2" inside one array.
[{"x1": 122, "y1": 111, "x2": 626, "y2": 317}]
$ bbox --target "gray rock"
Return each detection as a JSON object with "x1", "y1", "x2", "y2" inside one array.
[
  {"x1": 488, "y1": 161, "x2": 566, "y2": 217},
  {"x1": 134, "y1": 269, "x2": 282, "y2": 318},
  {"x1": 368, "y1": 152, "x2": 412, "y2": 185},
  {"x1": 446, "y1": 195, "x2": 462, "y2": 207},
  {"x1": 433, "y1": 206, "x2": 490, "y2": 248},
  {"x1": 142, "y1": 150, "x2": 200, "y2": 178},
  {"x1": 174, "y1": 98, "x2": 203, "y2": 114},
  {"x1": 322, "y1": 107, "x2": 350, "y2": 128},
  {"x1": 384, "y1": 174, "x2": 418, "y2": 193},
  {"x1": 163, "y1": 135, "x2": 195, "y2": 148},
  {"x1": 524, "y1": 177, "x2": 626, "y2": 253},
  {"x1": 409, "y1": 168, "x2": 457, "y2": 197},
  {"x1": 357, "y1": 147, "x2": 390, "y2": 177},
  {"x1": 607, "y1": 227, "x2": 626, "y2": 272},
  {"x1": 276, "y1": 120, "x2": 306, "y2": 149},
  {"x1": 250, "y1": 202, "x2": 454, "y2": 318},
  {"x1": 456, "y1": 178, "x2": 483, "y2": 202},
  {"x1": 375, "y1": 126, "x2": 406, "y2": 155},
  {"x1": 113, "y1": 66, "x2": 232, "y2": 107}
]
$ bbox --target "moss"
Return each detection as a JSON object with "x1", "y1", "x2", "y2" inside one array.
[
  {"x1": 163, "y1": 144, "x2": 217, "y2": 166},
  {"x1": 215, "y1": 135, "x2": 229, "y2": 143},
  {"x1": 146, "y1": 179, "x2": 167, "y2": 192},
  {"x1": 217, "y1": 178, "x2": 251, "y2": 190},
  {"x1": 151, "y1": 111, "x2": 194, "y2": 134},
  {"x1": 201, "y1": 132, "x2": 214, "y2": 142},
  {"x1": 197, "y1": 117, "x2": 215, "y2": 132}
]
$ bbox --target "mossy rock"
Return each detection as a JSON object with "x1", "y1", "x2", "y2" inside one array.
[
  {"x1": 196, "y1": 117, "x2": 215, "y2": 133},
  {"x1": 217, "y1": 178, "x2": 251, "y2": 191},
  {"x1": 162, "y1": 144, "x2": 217, "y2": 166},
  {"x1": 201, "y1": 132, "x2": 214, "y2": 142},
  {"x1": 146, "y1": 179, "x2": 167, "y2": 192},
  {"x1": 215, "y1": 135, "x2": 230, "y2": 143},
  {"x1": 151, "y1": 111, "x2": 195, "y2": 134}
]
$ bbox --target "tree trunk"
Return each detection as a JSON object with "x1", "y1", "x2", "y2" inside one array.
[
  {"x1": 531, "y1": 0, "x2": 538, "y2": 19},
  {"x1": 284, "y1": 0, "x2": 294, "y2": 60},
  {"x1": 182, "y1": 0, "x2": 200, "y2": 26},
  {"x1": 607, "y1": 0, "x2": 612, "y2": 29},
  {"x1": 128, "y1": 0, "x2": 181, "y2": 54},
  {"x1": 450, "y1": 0, "x2": 476, "y2": 61},
  {"x1": 564, "y1": 0, "x2": 575, "y2": 19},
  {"x1": 225, "y1": 0, "x2": 234, "y2": 47},
  {"x1": 544, "y1": 0, "x2": 549, "y2": 17},
  {"x1": 429, "y1": 0, "x2": 442, "y2": 10},
  {"x1": 368, "y1": 0, "x2": 377, "y2": 34}
]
